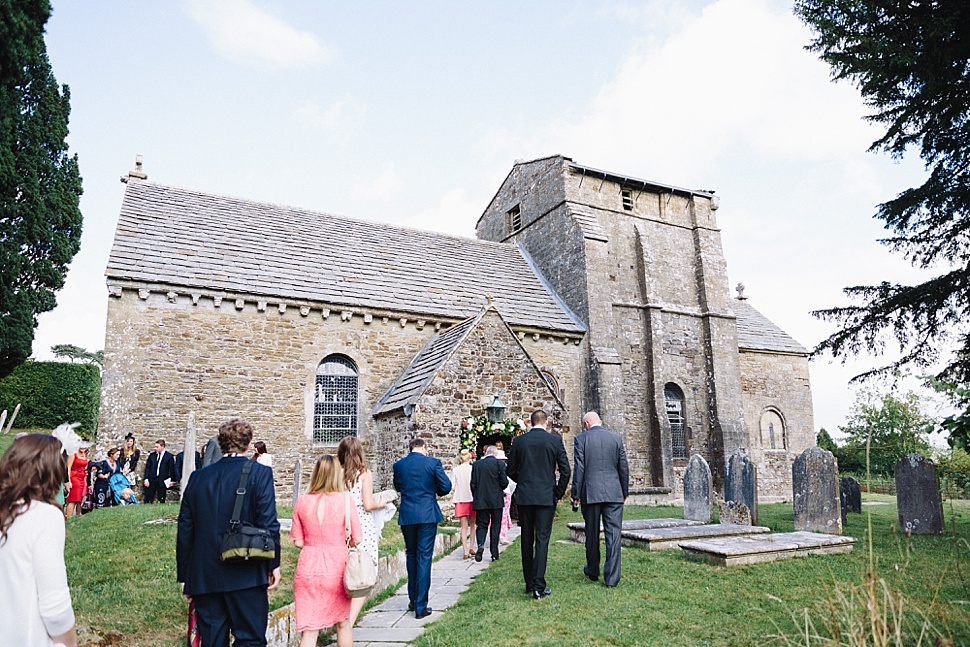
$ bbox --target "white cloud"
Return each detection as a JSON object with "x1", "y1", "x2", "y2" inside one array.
[
  {"x1": 402, "y1": 189, "x2": 479, "y2": 238},
  {"x1": 349, "y1": 162, "x2": 405, "y2": 206},
  {"x1": 185, "y1": 0, "x2": 332, "y2": 68},
  {"x1": 294, "y1": 97, "x2": 365, "y2": 145}
]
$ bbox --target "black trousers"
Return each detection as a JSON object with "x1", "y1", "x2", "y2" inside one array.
[
  {"x1": 582, "y1": 501, "x2": 624, "y2": 586},
  {"x1": 517, "y1": 504, "x2": 555, "y2": 593},
  {"x1": 144, "y1": 477, "x2": 167, "y2": 503},
  {"x1": 475, "y1": 508, "x2": 502, "y2": 559},
  {"x1": 193, "y1": 584, "x2": 269, "y2": 647}
]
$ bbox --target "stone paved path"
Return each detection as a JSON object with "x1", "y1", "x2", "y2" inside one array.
[{"x1": 337, "y1": 526, "x2": 521, "y2": 647}]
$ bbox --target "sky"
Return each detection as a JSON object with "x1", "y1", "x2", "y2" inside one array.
[{"x1": 33, "y1": 0, "x2": 945, "y2": 441}]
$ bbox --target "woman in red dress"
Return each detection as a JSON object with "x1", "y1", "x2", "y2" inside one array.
[{"x1": 65, "y1": 443, "x2": 89, "y2": 518}]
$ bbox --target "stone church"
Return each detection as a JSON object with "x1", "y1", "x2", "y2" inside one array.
[{"x1": 100, "y1": 155, "x2": 813, "y2": 502}]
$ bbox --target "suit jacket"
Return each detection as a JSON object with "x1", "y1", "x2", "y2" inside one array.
[
  {"x1": 470, "y1": 455, "x2": 509, "y2": 510},
  {"x1": 571, "y1": 425, "x2": 630, "y2": 504},
  {"x1": 201, "y1": 436, "x2": 223, "y2": 468},
  {"x1": 143, "y1": 450, "x2": 175, "y2": 483},
  {"x1": 176, "y1": 456, "x2": 280, "y2": 596},
  {"x1": 393, "y1": 451, "x2": 452, "y2": 526},
  {"x1": 506, "y1": 427, "x2": 570, "y2": 506}
]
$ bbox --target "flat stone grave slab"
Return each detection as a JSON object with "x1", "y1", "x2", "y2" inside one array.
[
  {"x1": 620, "y1": 523, "x2": 771, "y2": 550},
  {"x1": 679, "y1": 531, "x2": 857, "y2": 566},
  {"x1": 568, "y1": 518, "x2": 702, "y2": 543}
]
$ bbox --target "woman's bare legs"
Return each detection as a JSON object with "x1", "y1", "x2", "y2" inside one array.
[
  {"x1": 335, "y1": 620, "x2": 353, "y2": 647},
  {"x1": 349, "y1": 595, "x2": 367, "y2": 626},
  {"x1": 299, "y1": 629, "x2": 319, "y2": 647}
]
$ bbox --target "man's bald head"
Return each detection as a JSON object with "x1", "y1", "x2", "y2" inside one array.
[{"x1": 583, "y1": 411, "x2": 602, "y2": 430}]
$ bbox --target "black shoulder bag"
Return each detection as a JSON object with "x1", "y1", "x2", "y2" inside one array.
[{"x1": 219, "y1": 461, "x2": 276, "y2": 562}]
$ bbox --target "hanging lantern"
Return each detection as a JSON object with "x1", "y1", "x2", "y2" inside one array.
[{"x1": 485, "y1": 395, "x2": 507, "y2": 423}]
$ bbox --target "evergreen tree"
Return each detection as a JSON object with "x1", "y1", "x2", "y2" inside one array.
[
  {"x1": 0, "y1": 1, "x2": 82, "y2": 378},
  {"x1": 794, "y1": 2, "x2": 970, "y2": 389}
]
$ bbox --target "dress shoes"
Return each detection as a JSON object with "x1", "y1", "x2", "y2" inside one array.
[
  {"x1": 416, "y1": 607, "x2": 433, "y2": 619},
  {"x1": 583, "y1": 565, "x2": 598, "y2": 582},
  {"x1": 532, "y1": 587, "x2": 552, "y2": 600},
  {"x1": 474, "y1": 546, "x2": 484, "y2": 562},
  {"x1": 407, "y1": 601, "x2": 414, "y2": 612},
  {"x1": 491, "y1": 554, "x2": 500, "y2": 561}
]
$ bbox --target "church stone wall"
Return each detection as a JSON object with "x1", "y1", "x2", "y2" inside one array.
[
  {"x1": 100, "y1": 288, "x2": 448, "y2": 496},
  {"x1": 739, "y1": 350, "x2": 814, "y2": 502}
]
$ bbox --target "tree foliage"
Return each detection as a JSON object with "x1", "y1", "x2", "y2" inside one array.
[
  {"x1": 0, "y1": 360, "x2": 100, "y2": 433},
  {"x1": 51, "y1": 344, "x2": 102, "y2": 366},
  {"x1": 838, "y1": 388, "x2": 934, "y2": 476},
  {"x1": 794, "y1": 2, "x2": 970, "y2": 388},
  {"x1": 0, "y1": 0, "x2": 83, "y2": 378}
]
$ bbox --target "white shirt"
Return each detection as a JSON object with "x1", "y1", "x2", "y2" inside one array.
[
  {"x1": 256, "y1": 453, "x2": 273, "y2": 468},
  {"x1": 0, "y1": 500, "x2": 75, "y2": 646}
]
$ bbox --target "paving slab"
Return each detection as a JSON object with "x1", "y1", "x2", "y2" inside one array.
[
  {"x1": 620, "y1": 523, "x2": 771, "y2": 550},
  {"x1": 568, "y1": 517, "x2": 703, "y2": 543},
  {"x1": 679, "y1": 531, "x2": 857, "y2": 566}
]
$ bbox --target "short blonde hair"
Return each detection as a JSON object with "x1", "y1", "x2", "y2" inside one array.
[{"x1": 307, "y1": 454, "x2": 343, "y2": 494}]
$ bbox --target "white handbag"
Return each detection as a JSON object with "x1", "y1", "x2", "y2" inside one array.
[{"x1": 343, "y1": 494, "x2": 377, "y2": 598}]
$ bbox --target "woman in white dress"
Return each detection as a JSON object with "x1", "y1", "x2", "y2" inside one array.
[
  {"x1": 450, "y1": 449, "x2": 476, "y2": 559},
  {"x1": 0, "y1": 434, "x2": 78, "y2": 647},
  {"x1": 337, "y1": 436, "x2": 387, "y2": 626}
]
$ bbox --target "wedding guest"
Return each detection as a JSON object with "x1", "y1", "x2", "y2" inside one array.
[
  {"x1": 450, "y1": 449, "x2": 476, "y2": 559},
  {"x1": 94, "y1": 448, "x2": 123, "y2": 508},
  {"x1": 252, "y1": 441, "x2": 274, "y2": 468},
  {"x1": 338, "y1": 436, "x2": 396, "y2": 626},
  {"x1": 64, "y1": 442, "x2": 90, "y2": 518},
  {"x1": 0, "y1": 434, "x2": 78, "y2": 647},
  {"x1": 142, "y1": 440, "x2": 175, "y2": 504},
  {"x1": 293, "y1": 454, "x2": 361, "y2": 647},
  {"x1": 120, "y1": 433, "x2": 141, "y2": 485}
]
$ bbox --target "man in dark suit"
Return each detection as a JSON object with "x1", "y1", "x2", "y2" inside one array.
[
  {"x1": 392, "y1": 438, "x2": 451, "y2": 619},
  {"x1": 506, "y1": 409, "x2": 570, "y2": 600},
  {"x1": 471, "y1": 445, "x2": 509, "y2": 562},
  {"x1": 174, "y1": 448, "x2": 202, "y2": 482},
  {"x1": 176, "y1": 418, "x2": 281, "y2": 647},
  {"x1": 571, "y1": 411, "x2": 629, "y2": 588},
  {"x1": 142, "y1": 439, "x2": 176, "y2": 503}
]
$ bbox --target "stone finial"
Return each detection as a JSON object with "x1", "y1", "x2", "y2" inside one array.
[
  {"x1": 485, "y1": 294, "x2": 493, "y2": 307},
  {"x1": 735, "y1": 283, "x2": 747, "y2": 300},
  {"x1": 120, "y1": 154, "x2": 148, "y2": 183}
]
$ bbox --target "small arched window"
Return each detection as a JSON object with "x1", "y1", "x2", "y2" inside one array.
[
  {"x1": 760, "y1": 408, "x2": 786, "y2": 450},
  {"x1": 664, "y1": 383, "x2": 687, "y2": 460},
  {"x1": 314, "y1": 355, "x2": 358, "y2": 444},
  {"x1": 541, "y1": 370, "x2": 561, "y2": 399}
]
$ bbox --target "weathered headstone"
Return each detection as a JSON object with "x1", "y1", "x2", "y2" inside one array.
[
  {"x1": 895, "y1": 454, "x2": 944, "y2": 535},
  {"x1": 724, "y1": 450, "x2": 758, "y2": 524},
  {"x1": 292, "y1": 458, "x2": 302, "y2": 508},
  {"x1": 839, "y1": 486, "x2": 848, "y2": 526},
  {"x1": 683, "y1": 454, "x2": 713, "y2": 522},
  {"x1": 792, "y1": 447, "x2": 842, "y2": 535},
  {"x1": 718, "y1": 500, "x2": 752, "y2": 526},
  {"x1": 841, "y1": 476, "x2": 861, "y2": 514},
  {"x1": 179, "y1": 412, "x2": 197, "y2": 500}
]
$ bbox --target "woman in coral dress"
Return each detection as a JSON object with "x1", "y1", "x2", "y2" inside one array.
[{"x1": 292, "y1": 454, "x2": 362, "y2": 647}]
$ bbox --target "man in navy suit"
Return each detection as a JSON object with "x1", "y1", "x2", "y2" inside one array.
[
  {"x1": 143, "y1": 439, "x2": 176, "y2": 503},
  {"x1": 571, "y1": 411, "x2": 629, "y2": 588},
  {"x1": 176, "y1": 419, "x2": 281, "y2": 647},
  {"x1": 506, "y1": 410, "x2": 570, "y2": 600},
  {"x1": 392, "y1": 438, "x2": 451, "y2": 619},
  {"x1": 471, "y1": 445, "x2": 509, "y2": 562}
]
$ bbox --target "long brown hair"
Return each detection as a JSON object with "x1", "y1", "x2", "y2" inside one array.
[
  {"x1": 0, "y1": 434, "x2": 68, "y2": 544},
  {"x1": 337, "y1": 436, "x2": 367, "y2": 490}
]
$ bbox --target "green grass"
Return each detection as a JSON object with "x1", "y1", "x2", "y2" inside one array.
[{"x1": 414, "y1": 498, "x2": 970, "y2": 647}]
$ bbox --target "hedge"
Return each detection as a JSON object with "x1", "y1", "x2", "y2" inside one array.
[{"x1": 0, "y1": 361, "x2": 100, "y2": 436}]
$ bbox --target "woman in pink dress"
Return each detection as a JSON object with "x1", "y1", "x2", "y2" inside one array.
[{"x1": 292, "y1": 454, "x2": 362, "y2": 647}]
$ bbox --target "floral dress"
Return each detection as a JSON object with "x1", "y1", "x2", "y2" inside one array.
[{"x1": 350, "y1": 477, "x2": 381, "y2": 563}]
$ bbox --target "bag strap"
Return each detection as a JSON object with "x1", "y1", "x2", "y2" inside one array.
[
  {"x1": 229, "y1": 461, "x2": 254, "y2": 528},
  {"x1": 344, "y1": 493, "x2": 352, "y2": 546}
]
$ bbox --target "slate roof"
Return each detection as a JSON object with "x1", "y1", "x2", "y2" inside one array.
[
  {"x1": 106, "y1": 181, "x2": 586, "y2": 333},
  {"x1": 372, "y1": 311, "x2": 482, "y2": 415},
  {"x1": 734, "y1": 300, "x2": 808, "y2": 355}
]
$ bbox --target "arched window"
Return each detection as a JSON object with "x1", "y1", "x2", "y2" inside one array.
[
  {"x1": 541, "y1": 370, "x2": 561, "y2": 399},
  {"x1": 314, "y1": 355, "x2": 358, "y2": 444},
  {"x1": 760, "y1": 408, "x2": 786, "y2": 450},
  {"x1": 664, "y1": 383, "x2": 687, "y2": 459}
]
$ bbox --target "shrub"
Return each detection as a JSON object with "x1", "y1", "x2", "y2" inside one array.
[{"x1": 0, "y1": 361, "x2": 100, "y2": 435}]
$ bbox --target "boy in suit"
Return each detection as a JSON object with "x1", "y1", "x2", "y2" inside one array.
[
  {"x1": 392, "y1": 438, "x2": 451, "y2": 619},
  {"x1": 142, "y1": 440, "x2": 175, "y2": 503},
  {"x1": 471, "y1": 445, "x2": 509, "y2": 562}
]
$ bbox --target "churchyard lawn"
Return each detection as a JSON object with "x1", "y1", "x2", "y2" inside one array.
[{"x1": 51, "y1": 495, "x2": 970, "y2": 646}]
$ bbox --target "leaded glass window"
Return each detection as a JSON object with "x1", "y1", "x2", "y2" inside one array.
[
  {"x1": 665, "y1": 384, "x2": 687, "y2": 459},
  {"x1": 314, "y1": 355, "x2": 358, "y2": 444}
]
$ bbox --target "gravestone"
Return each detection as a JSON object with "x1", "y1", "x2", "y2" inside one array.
[
  {"x1": 841, "y1": 476, "x2": 861, "y2": 514},
  {"x1": 683, "y1": 454, "x2": 713, "y2": 522},
  {"x1": 839, "y1": 487, "x2": 847, "y2": 526},
  {"x1": 724, "y1": 450, "x2": 758, "y2": 524},
  {"x1": 895, "y1": 454, "x2": 944, "y2": 535},
  {"x1": 792, "y1": 447, "x2": 842, "y2": 535},
  {"x1": 718, "y1": 500, "x2": 752, "y2": 526},
  {"x1": 291, "y1": 458, "x2": 302, "y2": 508}
]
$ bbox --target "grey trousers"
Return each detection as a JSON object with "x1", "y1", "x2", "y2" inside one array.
[{"x1": 582, "y1": 501, "x2": 624, "y2": 586}]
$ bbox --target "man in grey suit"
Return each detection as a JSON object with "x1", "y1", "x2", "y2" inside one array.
[{"x1": 571, "y1": 411, "x2": 629, "y2": 588}]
